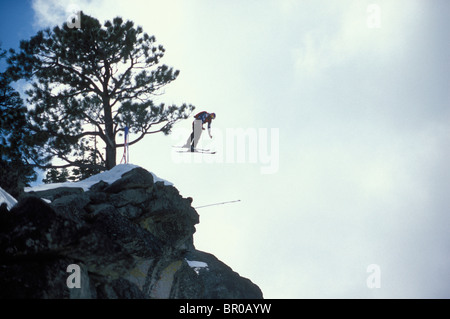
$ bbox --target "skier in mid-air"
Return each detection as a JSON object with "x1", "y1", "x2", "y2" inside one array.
[{"x1": 183, "y1": 111, "x2": 216, "y2": 152}]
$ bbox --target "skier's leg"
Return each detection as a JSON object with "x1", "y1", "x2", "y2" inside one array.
[
  {"x1": 192, "y1": 120, "x2": 203, "y2": 150},
  {"x1": 183, "y1": 121, "x2": 195, "y2": 148},
  {"x1": 190, "y1": 121, "x2": 195, "y2": 151},
  {"x1": 190, "y1": 121, "x2": 197, "y2": 151}
]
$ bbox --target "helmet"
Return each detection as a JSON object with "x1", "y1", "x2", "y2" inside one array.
[{"x1": 210, "y1": 113, "x2": 216, "y2": 119}]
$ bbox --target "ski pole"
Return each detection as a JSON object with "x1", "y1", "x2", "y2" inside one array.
[{"x1": 194, "y1": 199, "x2": 241, "y2": 209}]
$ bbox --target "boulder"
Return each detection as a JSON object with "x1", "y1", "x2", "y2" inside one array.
[
  {"x1": 104, "y1": 167, "x2": 153, "y2": 193},
  {"x1": 0, "y1": 166, "x2": 263, "y2": 299}
]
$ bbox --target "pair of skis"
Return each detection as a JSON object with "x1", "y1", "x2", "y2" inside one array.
[{"x1": 172, "y1": 146, "x2": 216, "y2": 154}]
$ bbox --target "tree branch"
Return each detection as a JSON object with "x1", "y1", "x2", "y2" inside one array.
[
  {"x1": 116, "y1": 123, "x2": 168, "y2": 148},
  {"x1": 28, "y1": 157, "x2": 105, "y2": 171},
  {"x1": 55, "y1": 62, "x2": 103, "y2": 96}
]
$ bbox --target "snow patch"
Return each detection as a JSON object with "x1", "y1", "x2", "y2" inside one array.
[
  {"x1": 0, "y1": 187, "x2": 17, "y2": 210},
  {"x1": 24, "y1": 164, "x2": 173, "y2": 193},
  {"x1": 185, "y1": 259, "x2": 209, "y2": 275}
]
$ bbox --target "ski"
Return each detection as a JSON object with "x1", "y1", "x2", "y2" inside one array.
[
  {"x1": 175, "y1": 149, "x2": 216, "y2": 154},
  {"x1": 172, "y1": 146, "x2": 211, "y2": 152}
]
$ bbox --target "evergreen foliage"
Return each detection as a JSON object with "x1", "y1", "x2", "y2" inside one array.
[
  {"x1": 0, "y1": 46, "x2": 37, "y2": 196},
  {"x1": 7, "y1": 12, "x2": 194, "y2": 182}
]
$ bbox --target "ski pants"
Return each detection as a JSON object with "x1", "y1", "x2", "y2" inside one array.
[{"x1": 184, "y1": 119, "x2": 203, "y2": 149}]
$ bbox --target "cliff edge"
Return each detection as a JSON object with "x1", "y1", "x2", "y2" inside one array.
[{"x1": 0, "y1": 164, "x2": 263, "y2": 299}]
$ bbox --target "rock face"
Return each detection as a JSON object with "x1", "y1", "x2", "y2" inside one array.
[{"x1": 0, "y1": 166, "x2": 263, "y2": 299}]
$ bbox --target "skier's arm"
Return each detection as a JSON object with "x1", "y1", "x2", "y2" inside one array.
[{"x1": 208, "y1": 122, "x2": 213, "y2": 138}]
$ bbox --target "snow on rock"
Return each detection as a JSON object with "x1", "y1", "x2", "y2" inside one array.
[
  {"x1": 0, "y1": 187, "x2": 17, "y2": 210},
  {"x1": 186, "y1": 259, "x2": 208, "y2": 268},
  {"x1": 24, "y1": 164, "x2": 173, "y2": 193},
  {"x1": 185, "y1": 259, "x2": 209, "y2": 275}
]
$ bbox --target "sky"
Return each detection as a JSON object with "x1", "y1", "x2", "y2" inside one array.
[{"x1": 1, "y1": 0, "x2": 450, "y2": 298}]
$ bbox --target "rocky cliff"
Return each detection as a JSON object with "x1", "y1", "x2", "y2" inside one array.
[{"x1": 0, "y1": 165, "x2": 263, "y2": 299}]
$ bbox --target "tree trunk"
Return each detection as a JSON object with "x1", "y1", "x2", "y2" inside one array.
[
  {"x1": 102, "y1": 60, "x2": 117, "y2": 171},
  {"x1": 105, "y1": 139, "x2": 116, "y2": 170},
  {"x1": 103, "y1": 95, "x2": 116, "y2": 170}
]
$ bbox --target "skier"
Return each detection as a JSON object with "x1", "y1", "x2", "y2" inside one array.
[{"x1": 183, "y1": 111, "x2": 216, "y2": 152}]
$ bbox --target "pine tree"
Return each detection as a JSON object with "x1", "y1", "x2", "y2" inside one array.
[
  {"x1": 0, "y1": 46, "x2": 37, "y2": 197},
  {"x1": 42, "y1": 168, "x2": 69, "y2": 184},
  {"x1": 8, "y1": 12, "x2": 194, "y2": 179}
]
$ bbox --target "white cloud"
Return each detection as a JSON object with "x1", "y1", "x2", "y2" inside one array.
[
  {"x1": 31, "y1": 0, "x2": 83, "y2": 28},
  {"x1": 289, "y1": 0, "x2": 425, "y2": 76}
]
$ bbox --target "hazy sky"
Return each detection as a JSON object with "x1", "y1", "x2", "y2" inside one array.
[{"x1": 1, "y1": 0, "x2": 449, "y2": 298}]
